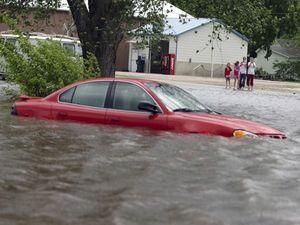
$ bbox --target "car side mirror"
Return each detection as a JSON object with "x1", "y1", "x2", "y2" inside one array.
[{"x1": 138, "y1": 102, "x2": 159, "y2": 114}]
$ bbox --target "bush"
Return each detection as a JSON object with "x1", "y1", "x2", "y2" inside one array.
[
  {"x1": 273, "y1": 60, "x2": 300, "y2": 81},
  {"x1": 255, "y1": 67, "x2": 272, "y2": 80},
  {"x1": 0, "y1": 36, "x2": 100, "y2": 97}
]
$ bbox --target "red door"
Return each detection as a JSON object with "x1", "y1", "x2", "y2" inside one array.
[
  {"x1": 106, "y1": 109, "x2": 167, "y2": 130},
  {"x1": 106, "y1": 81, "x2": 168, "y2": 130},
  {"x1": 52, "y1": 103, "x2": 107, "y2": 124},
  {"x1": 51, "y1": 81, "x2": 110, "y2": 124}
]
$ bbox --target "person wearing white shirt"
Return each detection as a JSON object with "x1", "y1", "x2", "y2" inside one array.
[
  {"x1": 247, "y1": 58, "x2": 256, "y2": 91},
  {"x1": 239, "y1": 57, "x2": 247, "y2": 89}
]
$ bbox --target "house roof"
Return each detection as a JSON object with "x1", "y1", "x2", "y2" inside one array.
[
  {"x1": 58, "y1": 0, "x2": 194, "y2": 19},
  {"x1": 271, "y1": 45, "x2": 300, "y2": 59},
  {"x1": 163, "y1": 18, "x2": 211, "y2": 35},
  {"x1": 163, "y1": 18, "x2": 249, "y2": 42},
  {"x1": 257, "y1": 40, "x2": 300, "y2": 59}
]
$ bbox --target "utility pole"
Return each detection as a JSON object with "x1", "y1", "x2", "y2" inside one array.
[
  {"x1": 210, "y1": 45, "x2": 214, "y2": 78},
  {"x1": 210, "y1": 21, "x2": 215, "y2": 78}
]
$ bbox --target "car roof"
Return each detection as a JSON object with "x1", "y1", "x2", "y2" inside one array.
[{"x1": 77, "y1": 77, "x2": 160, "y2": 85}]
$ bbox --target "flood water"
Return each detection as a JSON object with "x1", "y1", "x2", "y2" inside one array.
[{"x1": 0, "y1": 81, "x2": 300, "y2": 225}]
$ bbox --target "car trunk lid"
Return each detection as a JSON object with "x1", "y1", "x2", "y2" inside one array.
[{"x1": 17, "y1": 95, "x2": 43, "y2": 102}]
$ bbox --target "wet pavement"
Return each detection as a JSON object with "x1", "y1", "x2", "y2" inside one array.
[{"x1": 0, "y1": 80, "x2": 300, "y2": 225}]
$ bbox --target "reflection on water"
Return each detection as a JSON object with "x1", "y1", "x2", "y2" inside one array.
[{"x1": 0, "y1": 85, "x2": 300, "y2": 225}]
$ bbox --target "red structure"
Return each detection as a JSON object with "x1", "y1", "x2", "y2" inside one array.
[{"x1": 161, "y1": 54, "x2": 175, "y2": 75}]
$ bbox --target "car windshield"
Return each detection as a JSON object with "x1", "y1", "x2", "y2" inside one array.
[{"x1": 145, "y1": 82, "x2": 211, "y2": 113}]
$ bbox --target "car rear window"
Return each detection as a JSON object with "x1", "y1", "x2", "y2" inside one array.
[{"x1": 59, "y1": 87, "x2": 75, "y2": 103}]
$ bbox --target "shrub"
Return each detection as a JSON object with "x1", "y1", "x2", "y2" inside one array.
[
  {"x1": 273, "y1": 60, "x2": 300, "y2": 81},
  {"x1": 255, "y1": 67, "x2": 271, "y2": 80},
  {"x1": 0, "y1": 36, "x2": 100, "y2": 97}
]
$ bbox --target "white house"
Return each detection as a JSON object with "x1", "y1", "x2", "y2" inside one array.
[
  {"x1": 256, "y1": 40, "x2": 300, "y2": 75},
  {"x1": 129, "y1": 18, "x2": 249, "y2": 77}
]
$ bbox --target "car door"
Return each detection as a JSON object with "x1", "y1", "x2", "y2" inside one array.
[
  {"x1": 52, "y1": 81, "x2": 111, "y2": 123},
  {"x1": 106, "y1": 81, "x2": 168, "y2": 130}
]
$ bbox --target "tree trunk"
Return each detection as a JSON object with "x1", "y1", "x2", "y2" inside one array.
[
  {"x1": 67, "y1": 0, "x2": 124, "y2": 78},
  {"x1": 95, "y1": 45, "x2": 117, "y2": 77}
]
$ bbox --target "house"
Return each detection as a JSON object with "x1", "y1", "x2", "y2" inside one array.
[
  {"x1": 256, "y1": 40, "x2": 300, "y2": 75},
  {"x1": 128, "y1": 18, "x2": 249, "y2": 77}
]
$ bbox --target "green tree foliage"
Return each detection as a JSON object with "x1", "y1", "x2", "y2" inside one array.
[
  {"x1": 0, "y1": 36, "x2": 99, "y2": 97},
  {"x1": 169, "y1": 0, "x2": 299, "y2": 57},
  {"x1": 273, "y1": 60, "x2": 300, "y2": 81},
  {"x1": 290, "y1": 3, "x2": 300, "y2": 45},
  {"x1": 0, "y1": 0, "x2": 58, "y2": 29},
  {"x1": 266, "y1": 0, "x2": 299, "y2": 38}
]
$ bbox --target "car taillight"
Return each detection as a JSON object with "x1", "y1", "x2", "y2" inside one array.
[{"x1": 11, "y1": 103, "x2": 17, "y2": 115}]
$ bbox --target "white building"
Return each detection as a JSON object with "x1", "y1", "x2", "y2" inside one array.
[
  {"x1": 129, "y1": 18, "x2": 249, "y2": 77},
  {"x1": 256, "y1": 40, "x2": 300, "y2": 75}
]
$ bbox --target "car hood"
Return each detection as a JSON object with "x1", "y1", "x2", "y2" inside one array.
[{"x1": 175, "y1": 112, "x2": 285, "y2": 136}]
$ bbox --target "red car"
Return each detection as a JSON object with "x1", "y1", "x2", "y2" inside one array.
[{"x1": 11, "y1": 78, "x2": 286, "y2": 139}]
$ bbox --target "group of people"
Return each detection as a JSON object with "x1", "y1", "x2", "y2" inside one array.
[{"x1": 224, "y1": 57, "x2": 256, "y2": 91}]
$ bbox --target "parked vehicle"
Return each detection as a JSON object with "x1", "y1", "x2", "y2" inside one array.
[
  {"x1": 0, "y1": 31, "x2": 82, "y2": 80},
  {"x1": 11, "y1": 78, "x2": 286, "y2": 139}
]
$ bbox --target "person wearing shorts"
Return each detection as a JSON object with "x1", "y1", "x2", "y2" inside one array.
[
  {"x1": 224, "y1": 62, "x2": 232, "y2": 89},
  {"x1": 247, "y1": 58, "x2": 256, "y2": 91}
]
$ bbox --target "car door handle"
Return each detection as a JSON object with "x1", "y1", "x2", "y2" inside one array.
[
  {"x1": 110, "y1": 118, "x2": 120, "y2": 123},
  {"x1": 58, "y1": 112, "x2": 68, "y2": 117}
]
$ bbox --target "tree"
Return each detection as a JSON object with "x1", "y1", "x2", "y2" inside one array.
[
  {"x1": 273, "y1": 60, "x2": 300, "y2": 81},
  {"x1": 66, "y1": 0, "x2": 164, "y2": 77},
  {"x1": 0, "y1": 36, "x2": 99, "y2": 96},
  {"x1": 169, "y1": 0, "x2": 299, "y2": 57},
  {"x1": 1, "y1": 0, "x2": 165, "y2": 77}
]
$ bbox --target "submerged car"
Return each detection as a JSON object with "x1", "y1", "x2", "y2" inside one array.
[{"x1": 11, "y1": 78, "x2": 286, "y2": 139}]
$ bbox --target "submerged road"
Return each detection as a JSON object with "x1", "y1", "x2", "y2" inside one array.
[
  {"x1": 116, "y1": 71, "x2": 300, "y2": 93},
  {"x1": 0, "y1": 76, "x2": 300, "y2": 225}
]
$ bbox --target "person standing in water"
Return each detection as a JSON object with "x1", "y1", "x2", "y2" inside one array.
[
  {"x1": 233, "y1": 61, "x2": 240, "y2": 90},
  {"x1": 247, "y1": 57, "x2": 256, "y2": 91},
  {"x1": 239, "y1": 57, "x2": 247, "y2": 90},
  {"x1": 224, "y1": 62, "x2": 232, "y2": 89}
]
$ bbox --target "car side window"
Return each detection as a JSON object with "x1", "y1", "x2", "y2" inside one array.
[
  {"x1": 59, "y1": 82, "x2": 109, "y2": 108},
  {"x1": 59, "y1": 87, "x2": 75, "y2": 103},
  {"x1": 112, "y1": 82, "x2": 155, "y2": 111}
]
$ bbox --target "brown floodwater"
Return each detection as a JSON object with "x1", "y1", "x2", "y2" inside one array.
[{"x1": 0, "y1": 82, "x2": 300, "y2": 225}]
